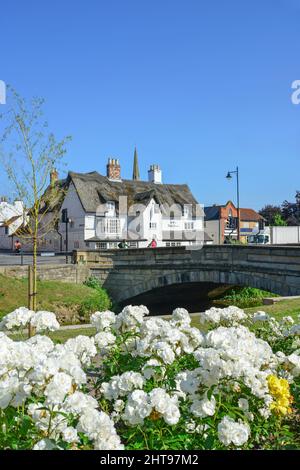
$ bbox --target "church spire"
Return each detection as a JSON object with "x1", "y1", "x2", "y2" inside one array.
[{"x1": 132, "y1": 147, "x2": 140, "y2": 180}]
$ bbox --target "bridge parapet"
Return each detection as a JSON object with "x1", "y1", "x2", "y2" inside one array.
[{"x1": 73, "y1": 245, "x2": 300, "y2": 301}]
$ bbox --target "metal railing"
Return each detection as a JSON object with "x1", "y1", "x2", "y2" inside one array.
[{"x1": 0, "y1": 251, "x2": 73, "y2": 266}]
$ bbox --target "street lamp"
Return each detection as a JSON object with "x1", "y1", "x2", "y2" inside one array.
[{"x1": 226, "y1": 166, "x2": 240, "y2": 242}]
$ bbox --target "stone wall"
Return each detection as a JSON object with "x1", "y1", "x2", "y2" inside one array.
[{"x1": 0, "y1": 264, "x2": 90, "y2": 284}]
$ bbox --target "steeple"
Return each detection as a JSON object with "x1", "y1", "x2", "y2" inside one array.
[{"x1": 132, "y1": 147, "x2": 140, "y2": 180}]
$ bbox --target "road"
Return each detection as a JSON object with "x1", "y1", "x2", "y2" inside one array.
[{"x1": 0, "y1": 253, "x2": 71, "y2": 266}]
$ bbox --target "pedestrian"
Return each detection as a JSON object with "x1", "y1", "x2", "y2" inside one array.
[
  {"x1": 118, "y1": 239, "x2": 128, "y2": 249},
  {"x1": 148, "y1": 238, "x2": 157, "y2": 248},
  {"x1": 14, "y1": 240, "x2": 22, "y2": 253}
]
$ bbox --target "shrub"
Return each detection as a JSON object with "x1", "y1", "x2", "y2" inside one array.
[
  {"x1": 78, "y1": 278, "x2": 111, "y2": 321},
  {"x1": 0, "y1": 305, "x2": 299, "y2": 450},
  {"x1": 214, "y1": 286, "x2": 276, "y2": 309},
  {"x1": 78, "y1": 290, "x2": 111, "y2": 321}
]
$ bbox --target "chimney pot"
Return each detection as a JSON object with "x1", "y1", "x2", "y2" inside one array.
[
  {"x1": 148, "y1": 164, "x2": 162, "y2": 184},
  {"x1": 107, "y1": 158, "x2": 121, "y2": 180}
]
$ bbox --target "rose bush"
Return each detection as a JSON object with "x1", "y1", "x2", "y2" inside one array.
[{"x1": 0, "y1": 305, "x2": 299, "y2": 450}]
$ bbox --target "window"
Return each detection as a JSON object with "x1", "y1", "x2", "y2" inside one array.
[
  {"x1": 106, "y1": 201, "x2": 115, "y2": 213},
  {"x1": 108, "y1": 219, "x2": 120, "y2": 234},
  {"x1": 129, "y1": 241, "x2": 138, "y2": 248},
  {"x1": 85, "y1": 242, "x2": 90, "y2": 247},
  {"x1": 185, "y1": 222, "x2": 194, "y2": 230},
  {"x1": 109, "y1": 242, "x2": 118, "y2": 249},
  {"x1": 166, "y1": 242, "x2": 177, "y2": 247},
  {"x1": 183, "y1": 205, "x2": 191, "y2": 217},
  {"x1": 98, "y1": 218, "x2": 121, "y2": 234},
  {"x1": 96, "y1": 242, "x2": 107, "y2": 250},
  {"x1": 74, "y1": 241, "x2": 79, "y2": 249},
  {"x1": 70, "y1": 220, "x2": 75, "y2": 228},
  {"x1": 5, "y1": 227, "x2": 9, "y2": 235},
  {"x1": 149, "y1": 222, "x2": 157, "y2": 229}
]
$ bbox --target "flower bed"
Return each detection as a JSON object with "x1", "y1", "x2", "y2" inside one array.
[{"x1": 0, "y1": 304, "x2": 299, "y2": 450}]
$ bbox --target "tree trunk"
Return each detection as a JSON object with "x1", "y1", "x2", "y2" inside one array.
[
  {"x1": 28, "y1": 265, "x2": 33, "y2": 338},
  {"x1": 32, "y1": 231, "x2": 38, "y2": 311}
]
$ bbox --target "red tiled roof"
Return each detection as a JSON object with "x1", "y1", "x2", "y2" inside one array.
[{"x1": 240, "y1": 208, "x2": 263, "y2": 221}]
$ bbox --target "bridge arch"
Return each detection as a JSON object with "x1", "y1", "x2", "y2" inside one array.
[{"x1": 116, "y1": 268, "x2": 292, "y2": 303}]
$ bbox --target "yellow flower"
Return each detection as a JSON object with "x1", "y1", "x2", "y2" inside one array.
[{"x1": 267, "y1": 375, "x2": 293, "y2": 416}]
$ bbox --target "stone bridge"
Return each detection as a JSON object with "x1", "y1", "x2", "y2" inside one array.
[{"x1": 74, "y1": 245, "x2": 300, "y2": 303}]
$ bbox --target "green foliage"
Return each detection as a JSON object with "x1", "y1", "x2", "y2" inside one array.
[
  {"x1": 83, "y1": 276, "x2": 102, "y2": 290},
  {"x1": 213, "y1": 286, "x2": 276, "y2": 308},
  {"x1": 273, "y1": 213, "x2": 287, "y2": 226},
  {"x1": 79, "y1": 277, "x2": 111, "y2": 321}
]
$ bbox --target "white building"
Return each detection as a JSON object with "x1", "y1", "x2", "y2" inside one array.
[
  {"x1": 0, "y1": 199, "x2": 25, "y2": 250},
  {"x1": 44, "y1": 153, "x2": 208, "y2": 251}
]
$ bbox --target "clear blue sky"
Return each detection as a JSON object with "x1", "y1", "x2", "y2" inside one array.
[{"x1": 1, "y1": 0, "x2": 300, "y2": 210}]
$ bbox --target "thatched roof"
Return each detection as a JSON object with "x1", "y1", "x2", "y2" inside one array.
[{"x1": 68, "y1": 171, "x2": 199, "y2": 215}]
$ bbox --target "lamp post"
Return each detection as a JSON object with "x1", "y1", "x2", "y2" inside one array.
[
  {"x1": 226, "y1": 166, "x2": 240, "y2": 242},
  {"x1": 62, "y1": 208, "x2": 70, "y2": 263}
]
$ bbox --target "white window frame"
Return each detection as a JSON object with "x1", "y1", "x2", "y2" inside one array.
[
  {"x1": 184, "y1": 222, "x2": 194, "y2": 230},
  {"x1": 96, "y1": 242, "x2": 107, "y2": 250},
  {"x1": 106, "y1": 201, "x2": 115, "y2": 214},
  {"x1": 109, "y1": 242, "x2": 118, "y2": 249}
]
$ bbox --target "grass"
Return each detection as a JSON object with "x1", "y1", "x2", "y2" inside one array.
[
  {"x1": 0, "y1": 274, "x2": 111, "y2": 323},
  {"x1": 8, "y1": 327, "x2": 97, "y2": 343},
  {"x1": 244, "y1": 298, "x2": 300, "y2": 321},
  {"x1": 47, "y1": 327, "x2": 96, "y2": 342}
]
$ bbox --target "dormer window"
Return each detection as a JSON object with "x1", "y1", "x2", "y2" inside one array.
[
  {"x1": 183, "y1": 205, "x2": 191, "y2": 218},
  {"x1": 106, "y1": 201, "x2": 115, "y2": 215}
]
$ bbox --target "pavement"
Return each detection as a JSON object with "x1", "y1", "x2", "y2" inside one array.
[{"x1": 0, "y1": 252, "x2": 71, "y2": 266}]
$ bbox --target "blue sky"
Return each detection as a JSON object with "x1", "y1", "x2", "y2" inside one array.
[{"x1": 1, "y1": 0, "x2": 300, "y2": 210}]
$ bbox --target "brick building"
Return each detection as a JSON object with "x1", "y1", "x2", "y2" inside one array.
[{"x1": 204, "y1": 200, "x2": 265, "y2": 244}]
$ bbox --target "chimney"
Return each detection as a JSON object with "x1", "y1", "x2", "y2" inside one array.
[
  {"x1": 107, "y1": 158, "x2": 121, "y2": 180},
  {"x1": 50, "y1": 168, "x2": 58, "y2": 185},
  {"x1": 0, "y1": 196, "x2": 7, "y2": 203},
  {"x1": 14, "y1": 200, "x2": 24, "y2": 214},
  {"x1": 148, "y1": 164, "x2": 162, "y2": 184}
]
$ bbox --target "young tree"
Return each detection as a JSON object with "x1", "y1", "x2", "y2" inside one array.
[
  {"x1": 0, "y1": 86, "x2": 71, "y2": 310},
  {"x1": 272, "y1": 213, "x2": 287, "y2": 226}
]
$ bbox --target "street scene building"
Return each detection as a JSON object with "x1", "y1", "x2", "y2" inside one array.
[
  {"x1": 0, "y1": 199, "x2": 25, "y2": 250},
  {"x1": 204, "y1": 200, "x2": 265, "y2": 244},
  {"x1": 47, "y1": 154, "x2": 205, "y2": 251}
]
